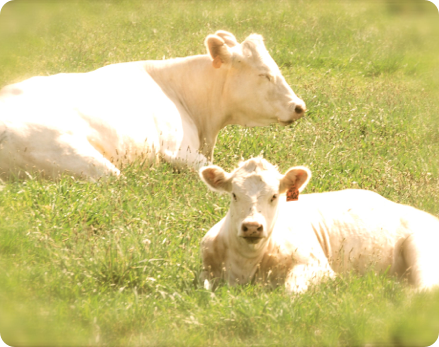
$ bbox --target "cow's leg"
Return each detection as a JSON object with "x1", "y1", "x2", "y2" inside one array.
[
  {"x1": 48, "y1": 134, "x2": 120, "y2": 180},
  {"x1": 16, "y1": 133, "x2": 120, "y2": 181},
  {"x1": 401, "y1": 233, "x2": 439, "y2": 290},
  {"x1": 161, "y1": 146, "x2": 209, "y2": 170},
  {"x1": 285, "y1": 263, "x2": 335, "y2": 294},
  {"x1": 0, "y1": 128, "x2": 119, "y2": 181}
]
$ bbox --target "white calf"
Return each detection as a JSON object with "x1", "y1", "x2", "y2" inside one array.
[{"x1": 200, "y1": 158, "x2": 439, "y2": 293}]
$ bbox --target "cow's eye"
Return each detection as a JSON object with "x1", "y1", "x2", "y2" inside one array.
[
  {"x1": 232, "y1": 193, "x2": 237, "y2": 201},
  {"x1": 259, "y1": 73, "x2": 271, "y2": 82},
  {"x1": 270, "y1": 194, "x2": 278, "y2": 202}
]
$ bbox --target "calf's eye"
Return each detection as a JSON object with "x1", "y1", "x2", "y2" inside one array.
[
  {"x1": 232, "y1": 193, "x2": 237, "y2": 201},
  {"x1": 270, "y1": 194, "x2": 277, "y2": 202}
]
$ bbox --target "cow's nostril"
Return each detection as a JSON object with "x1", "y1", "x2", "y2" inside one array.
[
  {"x1": 295, "y1": 105, "x2": 305, "y2": 114},
  {"x1": 257, "y1": 226, "x2": 263, "y2": 232},
  {"x1": 242, "y1": 225, "x2": 248, "y2": 232}
]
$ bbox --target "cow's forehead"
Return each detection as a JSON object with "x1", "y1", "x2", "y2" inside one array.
[
  {"x1": 238, "y1": 34, "x2": 280, "y2": 74},
  {"x1": 237, "y1": 174, "x2": 280, "y2": 196},
  {"x1": 230, "y1": 158, "x2": 281, "y2": 194}
]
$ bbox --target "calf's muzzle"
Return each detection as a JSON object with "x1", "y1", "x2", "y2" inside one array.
[{"x1": 241, "y1": 221, "x2": 264, "y2": 243}]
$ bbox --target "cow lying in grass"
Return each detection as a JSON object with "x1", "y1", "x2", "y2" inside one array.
[
  {"x1": 0, "y1": 31, "x2": 306, "y2": 180},
  {"x1": 199, "y1": 158, "x2": 439, "y2": 293}
]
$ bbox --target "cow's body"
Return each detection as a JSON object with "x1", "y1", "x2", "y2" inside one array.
[
  {"x1": 200, "y1": 158, "x2": 439, "y2": 293},
  {"x1": 0, "y1": 31, "x2": 305, "y2": 180}
]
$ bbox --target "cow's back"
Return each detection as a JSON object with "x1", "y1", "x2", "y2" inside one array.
[
  {"x1": 0, "y1": 62, "x2": 189, "y2": 178},
  {"x1": 282, "y1": 189, "x2": 439, "y2": 276}
]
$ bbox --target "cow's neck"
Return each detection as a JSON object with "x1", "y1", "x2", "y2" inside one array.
[{"x1": 144, "y1": 56, "x2": 229, "y2": 160}]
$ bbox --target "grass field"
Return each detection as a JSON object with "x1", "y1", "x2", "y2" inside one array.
[{"x1": 1, "y1": 0, "x2": 439, "y2": 346}]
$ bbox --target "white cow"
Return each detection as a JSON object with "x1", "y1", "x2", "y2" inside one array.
[
  {"x1": 0, "y1": 31, "x2": 306, "y2": 180},
  {"x1": 199, "y1": 158, "x2": 439, "y2": 293}
]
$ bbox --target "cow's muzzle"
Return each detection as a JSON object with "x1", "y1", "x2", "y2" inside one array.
[
  {"x1": 278, "y1": 118, "x2": 295, "y2": 126},
  {"x1": 241, "y1": 221, "x2": 265, "y2": 244},
  {"x1": 278, "y1": 102, "x2": 307, "y2": 126},
  {"x1": 294, "y1": 104, "x2": 306, "y2": 115}
]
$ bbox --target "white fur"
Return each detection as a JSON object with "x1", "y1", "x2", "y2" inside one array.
[
  {"x1": 200, "y1": 158, "x2": 439, "y2": 293},
  {"x1": 0, "y1": 31, "x2": 306, "y2": 180}
]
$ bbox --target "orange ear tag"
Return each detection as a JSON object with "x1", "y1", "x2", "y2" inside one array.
[
  {"x1": 212, "y1": 56, "x2": 222, "y2": 68},
  {"x1": 286, "y1": 187, "x2": 299, "y2": 202}
]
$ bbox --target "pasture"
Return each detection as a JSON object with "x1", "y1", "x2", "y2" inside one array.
[{"x1": 1, "y1": 0, "x2": 439, "y2": 346}]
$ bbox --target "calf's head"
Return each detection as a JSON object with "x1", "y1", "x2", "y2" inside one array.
[
  {"x1": 205, "y1": 31, "x2": 306, "y2": 127},
  {"x1": 200, "y1": 158, "x2": 310, "y2": 250}
]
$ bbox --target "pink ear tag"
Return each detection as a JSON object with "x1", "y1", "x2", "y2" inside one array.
[{"x1": 286, "y1": 186, "x2": 299, "y2": 202}]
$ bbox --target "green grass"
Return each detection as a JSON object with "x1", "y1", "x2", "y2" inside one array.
[{"x1": 1, "y1": 0, "x2": 439, "y2": 346}]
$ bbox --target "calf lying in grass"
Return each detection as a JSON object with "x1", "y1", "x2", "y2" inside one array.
[{"x1": 199, "y1": 158, "x2": 439, "y2": 293}]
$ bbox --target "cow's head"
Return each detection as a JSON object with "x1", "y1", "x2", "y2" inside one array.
[
  {"x1": 200, "y1": 158, "x2": 311, "y2": 251},
  {"x1": 205, "y1": 31, "x2": 306, "y2": 127}
]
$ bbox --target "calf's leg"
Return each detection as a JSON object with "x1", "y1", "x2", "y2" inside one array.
[
  {"x1": 402, "y1": 233, "x2": 439, "y2": 290},
  {"x1": 285, "y1": 263, "x2": 335, "y2": 294}
]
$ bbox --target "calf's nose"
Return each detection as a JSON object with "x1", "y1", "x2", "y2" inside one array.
[{"x1": 241, "y1": 222, "x2": 264, "y2": 237}]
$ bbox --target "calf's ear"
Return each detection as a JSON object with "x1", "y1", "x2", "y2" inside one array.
[
  {"x1": 200, "y1": 165, "x2": 232, "y2": 193},
  {"x1": 205, "y1": 34, "x2": 232, "y2": 69},
  {"x1": 279, "y1": 166, "x2": 311, "y2": 194}
]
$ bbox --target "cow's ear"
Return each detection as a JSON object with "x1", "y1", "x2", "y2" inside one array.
[
  {"x1": 205, "y1": 34, "x2": 232, "y2": 69},
  {"x1": 200, "y1": 165, "x2": 232, "y2": 193},
  {"x1": 279, "y1": 166, "x2": 311, "y2": 194},
  {"x1": 214, "y1": 30, "x2": 238, "y2": 47}
]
